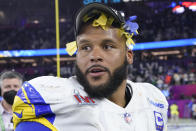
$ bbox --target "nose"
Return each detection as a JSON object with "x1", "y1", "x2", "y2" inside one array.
[
  {"x1": 90, "y1": 47, "x2": 103, "y2": 62},
  {"x1": 10, "y1": 85, "x2": 15, "y2": 90}
]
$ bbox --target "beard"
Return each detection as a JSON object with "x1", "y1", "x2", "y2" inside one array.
[{"x1": 75, "y1": 58, "x2": 128, "y2": 100}]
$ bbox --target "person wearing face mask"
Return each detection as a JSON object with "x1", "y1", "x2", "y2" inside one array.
[{"x1": 0, "y1": 71, "x2": 23, "y2": 131}]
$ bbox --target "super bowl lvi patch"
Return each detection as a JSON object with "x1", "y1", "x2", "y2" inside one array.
[{"x1": 154, "y1": 111, "x2": 164, "y2": 131}]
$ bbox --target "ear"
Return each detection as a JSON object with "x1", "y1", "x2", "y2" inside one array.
[{"x1": 126, "y1": 50, "x2": 133, "y2": 64}]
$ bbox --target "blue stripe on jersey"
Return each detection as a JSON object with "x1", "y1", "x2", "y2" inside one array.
[
  {"x1": 17, "y1": 82, "x2": 55, "y2": 124},
  {"x1": 15, "y1": 122, "x2": 51, "y2": 131}
]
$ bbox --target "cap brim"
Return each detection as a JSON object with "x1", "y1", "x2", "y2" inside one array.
[{"x1": 75, "y1": 2, "x2": 124, "y2": 36}]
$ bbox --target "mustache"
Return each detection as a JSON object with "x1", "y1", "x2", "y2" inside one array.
[{"x1": 85, "y1": 65, "x2": 110, "y2": 75}]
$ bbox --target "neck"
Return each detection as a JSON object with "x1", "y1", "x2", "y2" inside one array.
[
  {"x1": 108, "y1": 80, "x2": 127, "y2": 108},
  {"x1": 2, "y1": 100, "x2": 12, "y2": 113}
]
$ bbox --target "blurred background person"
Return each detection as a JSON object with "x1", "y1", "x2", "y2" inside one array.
[
  {"x1": 192, "y1": 100, "x2": 196, "y2": 120},
  {"x1": 0, "y1": 71, "x2": 23, "y2": 131},
  {"x1": 170, "y1": 103, "x2": 179, "y2": 125},
  {"x1": 188, "y1": 97, "x2": 195, "y2": 119}
]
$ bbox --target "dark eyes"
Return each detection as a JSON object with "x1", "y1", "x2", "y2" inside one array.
[
  {"x1": 81, "y1": 45, "x2": 91, "y2": 51},
  {"x1": 80, "y1": 44, "x2": 114, "y2": 51},
  {"x1": 4, "y1": 85, "x2": 19, "y2": 89},
  {"x1": 103, "y1": 44, "x2": 113, "y2": 50}
]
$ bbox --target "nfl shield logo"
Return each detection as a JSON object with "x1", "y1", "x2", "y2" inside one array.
[{"x1": 124, "y1": 112, "x2": 131, "y2": 123}]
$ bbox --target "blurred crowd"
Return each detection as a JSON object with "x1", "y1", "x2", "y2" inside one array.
[
  {"x1": 137, "y1": 8, "x2": 196, "y2": 43},
  {"x1": 127, "y1": 57, "x2": 196, "y2": 100},
  {"x1": 0, "y1": 7, "x2": 195, "y2": 50},
  {"x1": 1, "y1": 56, "x2": 195, "y2": 101},
  {"x1": 0, "y1": 24, "x2": 72, "y2": 50}
]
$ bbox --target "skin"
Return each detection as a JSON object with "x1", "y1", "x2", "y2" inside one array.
[
  {"x1": 76, "y1": 24, "x2": 133, "y2": 107},
  {"x1": 1, "y1": 78, "x2": 22, "y2": 113}
]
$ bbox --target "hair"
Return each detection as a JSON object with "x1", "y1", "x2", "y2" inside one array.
[{"x1": 0, "y1": 71, "x2": 23, "y2": 88}]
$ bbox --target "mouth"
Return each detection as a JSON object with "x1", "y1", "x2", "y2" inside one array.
[{"x1": 87, "y1": 66, "x2": 107, "y2": 77}]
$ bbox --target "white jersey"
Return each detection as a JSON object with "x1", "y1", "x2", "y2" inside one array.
[{"x1": 13, "y1": 76, "x2": 168, "y2": 131}]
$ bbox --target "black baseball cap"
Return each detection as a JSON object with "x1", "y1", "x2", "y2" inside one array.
[{"x1": 75, "y1": 2, "x2": 126, "y2": 36}]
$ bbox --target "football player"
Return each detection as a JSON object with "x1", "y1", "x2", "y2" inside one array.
[{"x1": 13, "y1": 2, "x2": 168, "y2": 131}]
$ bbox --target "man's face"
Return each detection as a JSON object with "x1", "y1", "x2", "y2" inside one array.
[
  {"x1": 1, "y1": 78, "x2": 21, "y2": 96},
  {"x1": 76, "y1": 25, "x2": 133, "y2": 98}
]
